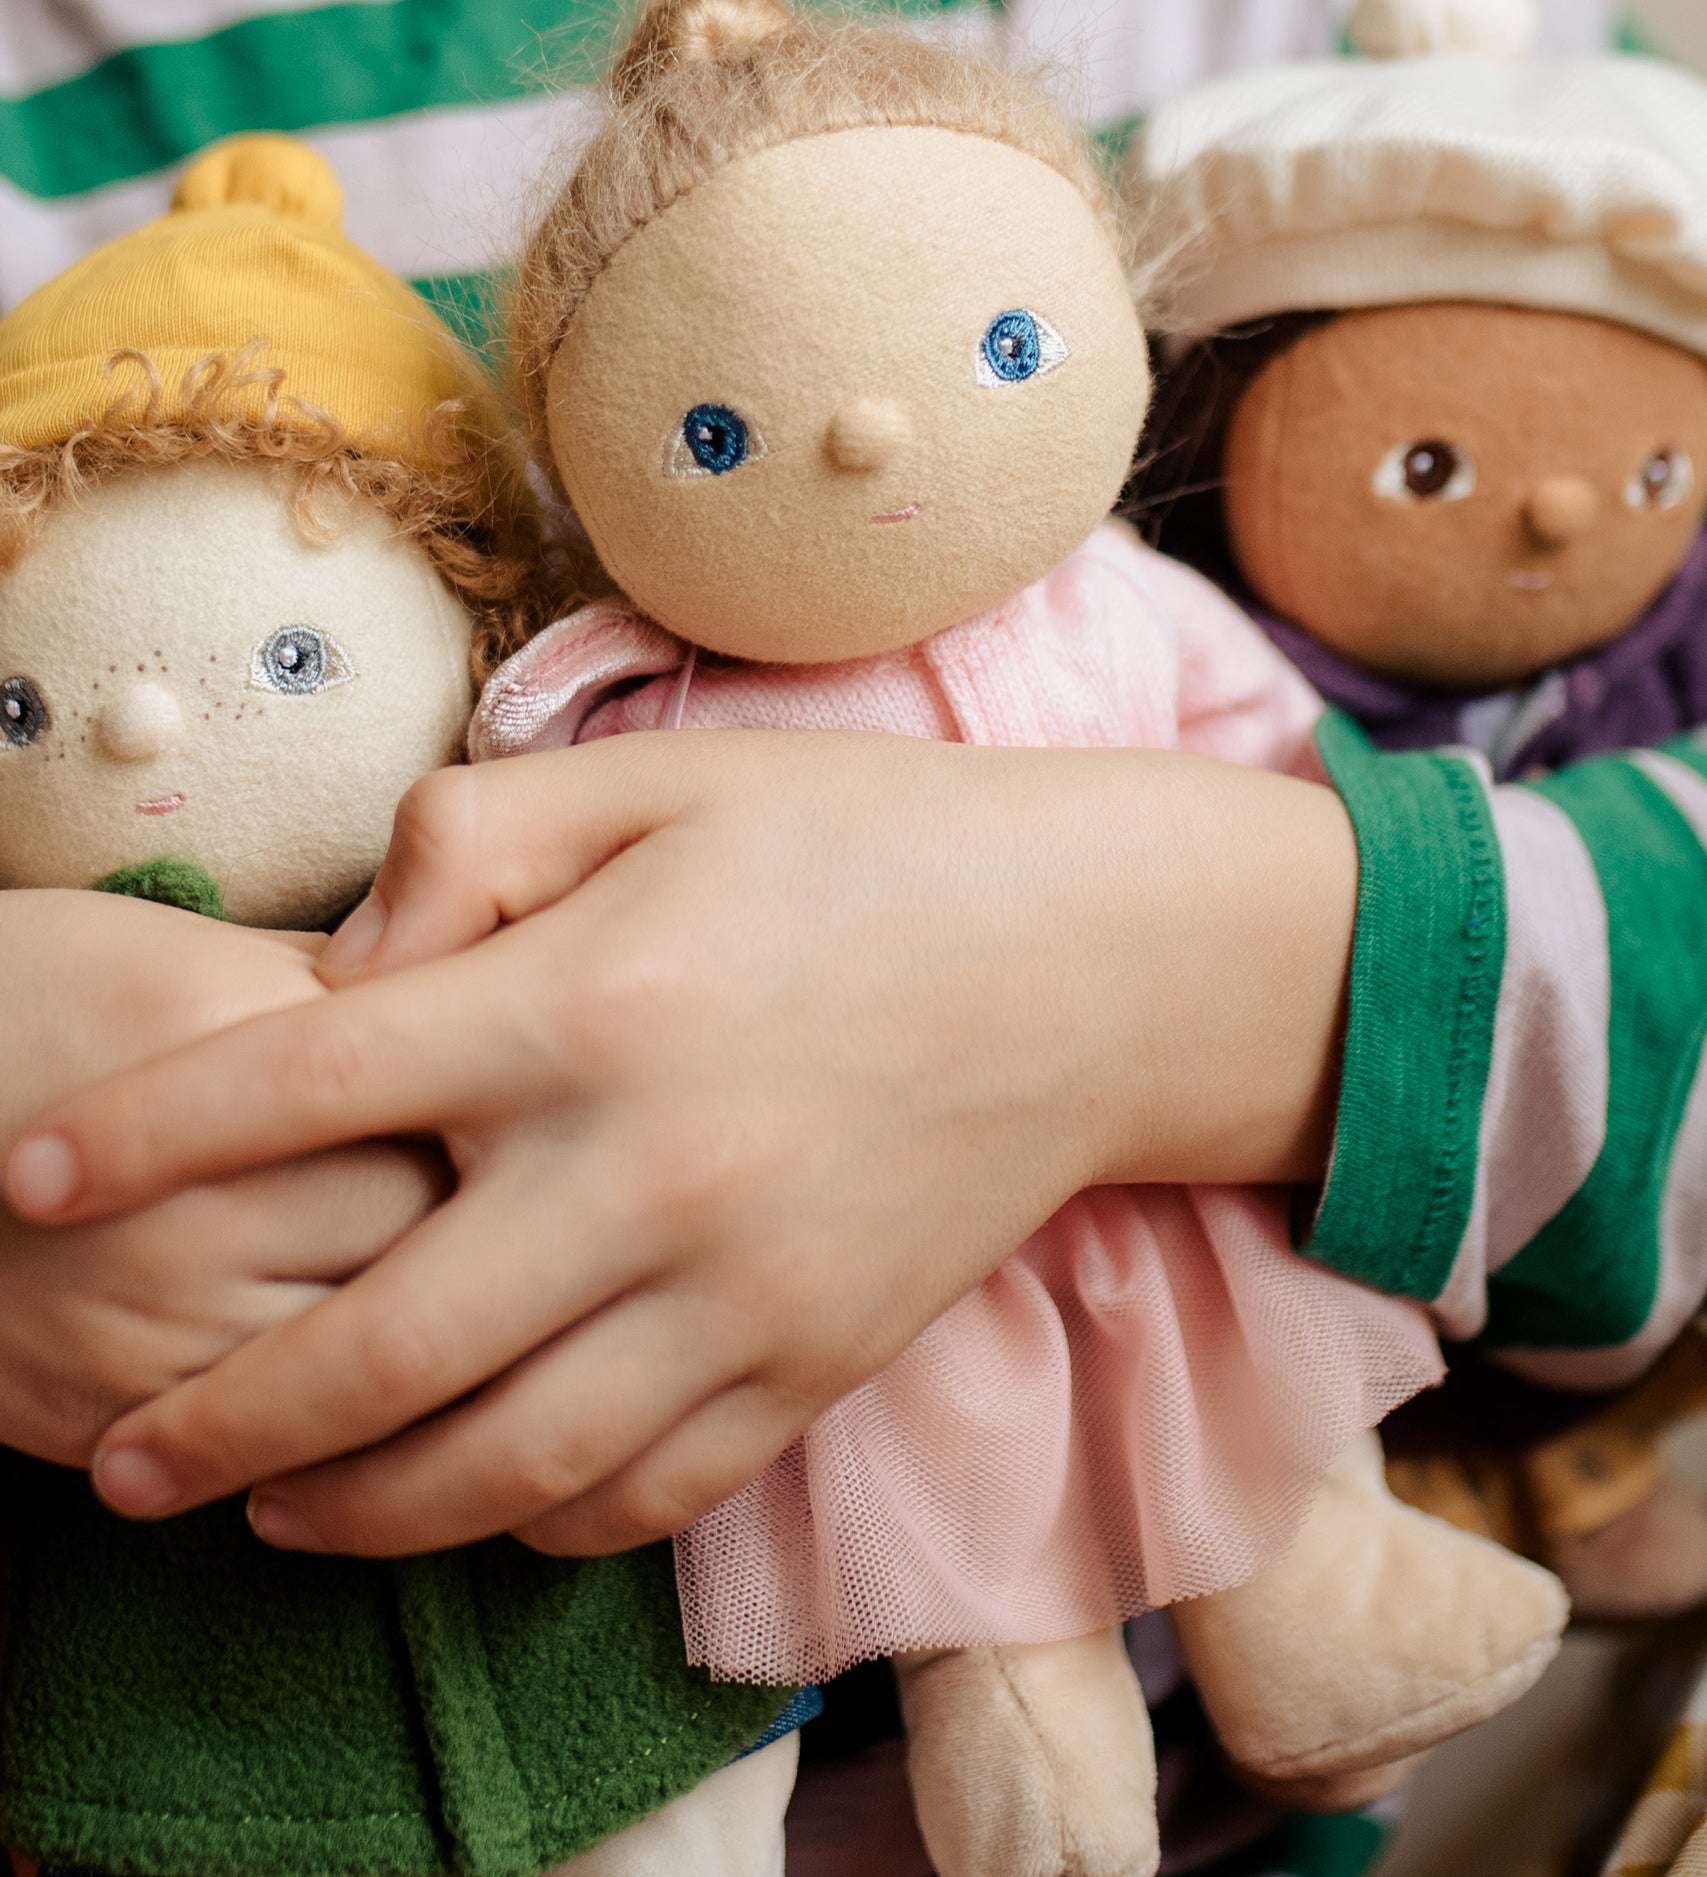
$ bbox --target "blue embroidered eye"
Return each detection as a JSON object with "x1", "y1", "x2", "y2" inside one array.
[
  {"x1": 251, "y1": 625, "x2": 355, "y2": 696},
  {"x1": 976, "y1": 309, "x2": 1069, "y2": 387},
  {"x1": 678, "y1": 404, "x2": 750, "y2": 476}
]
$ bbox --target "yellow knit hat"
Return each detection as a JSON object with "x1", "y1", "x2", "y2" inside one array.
[{"x1": 0, "y1": 134, "x2": 497, "y2": 465}]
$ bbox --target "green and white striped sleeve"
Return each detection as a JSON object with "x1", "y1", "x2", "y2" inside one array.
[{"x1": 1304, "y1": 713, "x2": 1707, "y2": 1391}]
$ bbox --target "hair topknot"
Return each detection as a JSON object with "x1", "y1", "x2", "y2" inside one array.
[
  {"x1": 512, "y1": 0, "x2": 1119, "y2": 479},
  {"x1": 611, "y1": 0, "x2": 794, "y2": 103}
]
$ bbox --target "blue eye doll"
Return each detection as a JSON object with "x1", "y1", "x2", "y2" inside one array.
[{"x1": 463, "y1": 2, "x2": 1574, "y2": 1871}]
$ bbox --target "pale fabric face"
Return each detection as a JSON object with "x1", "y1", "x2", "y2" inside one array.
[
  {"x1": 548, "y1": 125, "x2": 1150, "y2": 664},
  {"x1": 0, "y1": 460, "x2": 474, "y2": 926}
]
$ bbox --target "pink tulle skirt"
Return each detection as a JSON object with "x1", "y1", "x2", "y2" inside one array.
[{"x1": 675, "y1": 1183, "x2": 1443, "y2": 1683}]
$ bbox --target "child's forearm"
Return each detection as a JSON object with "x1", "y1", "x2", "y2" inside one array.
[{"x1": 3, "y1": 737, "x2": 1358, "y2": 1553}]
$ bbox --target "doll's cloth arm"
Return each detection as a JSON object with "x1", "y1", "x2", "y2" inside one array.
[
  {"x1": 1304, "y1": 717, "x2": 1707, "y2": 1392},
  {"x1": 468, "y1": 602, "x2": 687, "y2": 759}
]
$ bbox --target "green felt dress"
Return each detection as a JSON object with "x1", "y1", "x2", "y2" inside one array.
[{"x1": 0, "y1": 866, "x2": 788, "y2": 1877}]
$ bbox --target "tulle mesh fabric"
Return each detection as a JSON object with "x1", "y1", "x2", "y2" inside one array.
[{"x1": 676, "y1": 1185, "x2": 1443, "y2": 1683}]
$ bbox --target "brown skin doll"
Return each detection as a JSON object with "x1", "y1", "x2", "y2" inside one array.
[{"x1": 1129, "y1": 6, "x2": 1707, "y2": 1621}]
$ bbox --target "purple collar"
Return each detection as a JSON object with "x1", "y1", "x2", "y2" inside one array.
[{"x1": 1251, "y1": 533, "x2": 1707, "y2": 778}]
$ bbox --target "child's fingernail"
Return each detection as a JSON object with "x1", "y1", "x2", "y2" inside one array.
[
  {"x1": 318, "y1": 896, "x2": 387, "y2": 980},
  {"x1": 5, "y1": 1133, "x2": 80, "y2": 1215},
  {"x1": 248, "y1": 1494, "x2": 324, "y2": 1552},
  {"x1": 94, "y1": 1446, "x2": 181, "y2": 1518}
]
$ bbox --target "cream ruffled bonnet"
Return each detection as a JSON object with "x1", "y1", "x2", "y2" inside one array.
[{"x1": 1129, "y1": 0, "x2": 1707, "y2": 360}]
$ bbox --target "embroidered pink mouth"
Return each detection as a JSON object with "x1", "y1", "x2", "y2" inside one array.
[
  {"x1": 136, "y1": 793, "x2": 185, "y2": 817},
  {"x1": 870, "y1": 504, "x2": 920, "y2": 525},
  {"x1": 1509, "y1": 571, "x2": 1555, "y2": 592}
]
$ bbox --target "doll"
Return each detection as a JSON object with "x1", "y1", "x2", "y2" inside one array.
[
  {"x1": 0, "y1": 137, "x2": 800, "y2": 1877},
  {"x1": 468, "y1": 5, "x2": 1571, "y2": 1871},
  {"x1": 1128, "y1": 0, "x2": 1707, "y2": 1624}
]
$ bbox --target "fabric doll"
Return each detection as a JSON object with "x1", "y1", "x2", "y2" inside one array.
[
  {"x1": 0, "y1": 136, "x2": 804, "y2": 1877},
  {"x1": 1127, "y1": 0, "x2": 1707, "y2": 1623},
  {"x1": 467, "y1": 5, "x2": 1571, "y2": 1872}
]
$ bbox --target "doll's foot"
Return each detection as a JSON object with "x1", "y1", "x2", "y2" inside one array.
[
  {"x1": 1172, "y1": 1433, "x2": 1568, "y2": 1787},
  {"x1": 1235, "y1": 1751, "x2": 1427, "y2": 1813},
  {"x1": 1548, "y1": 1478, "x2": 1707, "y2": 1621},
  {"x1": 894, "y1": 1628, "x2": 1159, "y2": 1877}
]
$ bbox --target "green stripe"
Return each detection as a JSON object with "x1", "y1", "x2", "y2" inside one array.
[
  {"x1": 0, "y1": 0, "x2": 986, "y2": 202},
  {"x1": 1615, "y1": 12, "x2": 1668, "y2": 55},
  {"x1": 1303, "y1": 714, "x2": 1503, "y2": 1302},
  {"x1": 1184, "y1": 1808, "x2": 1388, "y2": 1876},
  {"x1": 1090, "y1": 111, "x2": 1144, "y2": 169},
  {"x1": 413, "y1": 268, "x2": 509, "y2": 360},
  {"x1": 1658, "y1": 730, "x2": 1707, "y2": 786},
  {"x1": 1485, "y1": 755, "x2": 1707, "y2": 1347},
  {"x1": 0, "y1": 0, "x2": 575, "y2": 199}
]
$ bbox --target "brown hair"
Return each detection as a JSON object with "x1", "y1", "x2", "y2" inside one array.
[
  {"x1": 511, "y1": 0, "x2": 1122, "y2": 477},
  {"x1": 0, "y1": 344, "x2": 550, "y2": 681},
  {"x1": 1124, "y1": 313, "x2": 1335, "y2": 589}
]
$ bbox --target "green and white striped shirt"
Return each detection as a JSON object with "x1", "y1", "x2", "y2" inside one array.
[{"x1": 1310, "y1": 716, "x2": 1707, "y2": 1390}]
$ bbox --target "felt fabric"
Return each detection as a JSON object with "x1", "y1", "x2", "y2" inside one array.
[
  {"x1": 1171, "y1": 1434, "x2": 1566, "y2": 1785},
  {"x1": 0, "y1": 1462, "x2": 791, "y2": 1877},
  {"x1": 0, "y1": 137, "x2": 501, "y2": 466},
  {"x1": 1219, "y1": 305, "x2": 1707, "y2": 696},
  {"x1": 1130, "y1": 50, "x2": 1707, "y2": 359},
  {"x1": 473, "y1": 522, "x2": 1445, "y2": 1685},
  {"x1": 92, "y1": 855, "x2": 224, "y2": 918},
  {"x1": 0, "y1": 461, "x2": 474, "y2": 926},
  {"x1": 548, "y1": 127, "x2": 1150, "y2": 667},
  {"x1": 1254, "y1": 533, "x2": 1707, "y2": 781}
]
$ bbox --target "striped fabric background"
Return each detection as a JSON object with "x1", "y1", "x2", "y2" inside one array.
[{"x1": 0, "y1": 0, "x2": 1623, "y2": 341}]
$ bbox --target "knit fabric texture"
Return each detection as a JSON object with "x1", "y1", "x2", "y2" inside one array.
[
  {"x1": 0, "y1": 136, "x2": 499, "y2": 465},
  {"x1": 1130, "y1": 50, "x2": 1707, "y2": 360},
  {"x1": 0, "y1": 1462, "x2": 789, "y2": 1877}
]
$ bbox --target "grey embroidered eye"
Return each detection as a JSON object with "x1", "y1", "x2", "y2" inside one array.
[
  {"x1": 251, "y1": 626, "x2": 354, "y2": 697},
  {"x1": 1373, "y1": 440, "x2": 1478, "y2": 504},
  {"x1": 0, "y1": 674, "x2": 48, "y2": 748},
  {"x1": 974, "y1": 309, "x2": 1068, "y2": 387}
]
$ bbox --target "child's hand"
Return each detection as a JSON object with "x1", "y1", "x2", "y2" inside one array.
[
  {"x1": 2, "y1": 733, "x2": 1354, "y2": 1557},
  {"x1": 0, "y1": 889, "x2": 444, "y2": 1468}
]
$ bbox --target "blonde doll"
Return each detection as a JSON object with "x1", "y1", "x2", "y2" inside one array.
[{"x1": 465, "y1": 5, "x2": 1572, "y2": 1872}]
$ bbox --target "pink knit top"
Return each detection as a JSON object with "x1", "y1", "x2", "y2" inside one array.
[{"x1": 471, "y1": 523, "x2": 1444, "y2": 1683}]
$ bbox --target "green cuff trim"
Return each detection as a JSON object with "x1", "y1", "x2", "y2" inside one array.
[{"x1": 1303, "y1": 713, "x2": 1504, "y2": 1302}]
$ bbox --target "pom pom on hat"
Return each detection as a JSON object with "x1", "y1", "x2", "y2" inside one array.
[
  {"x1": 0, "y1": 132, "x2": 500, "y2": 466},
  {"x1": 1348, "y1": 0, "x2": 1541, "y2": 61},
  {"x1": 172, "y1": 133, "x2": 343, "y2": 228}
]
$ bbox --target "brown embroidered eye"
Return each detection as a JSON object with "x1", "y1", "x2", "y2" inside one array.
[
  {"x1": 1374, "y1": 439, "x2": 1478, "y2": 504},
  {"x1": 1404, "y1": 443, "x2": 1459, "y2": 498},
  {"x1": 1627, "y1": 448, "x2": 1695, "y2": 511},
  {"x1": 0, "y1": 675, "x2": 48, "y2": 748}
]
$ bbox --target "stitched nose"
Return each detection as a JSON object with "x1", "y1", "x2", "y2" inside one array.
[
  {"x1": 826, "y1": 398, "x2": 912, "y2": 473},
  {"x1": 1524, "y1": 476, "x2": 1599, "y2": 547},
  {"x1": 101, "y1": 683, "x2": 184, "y2": 762}
]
